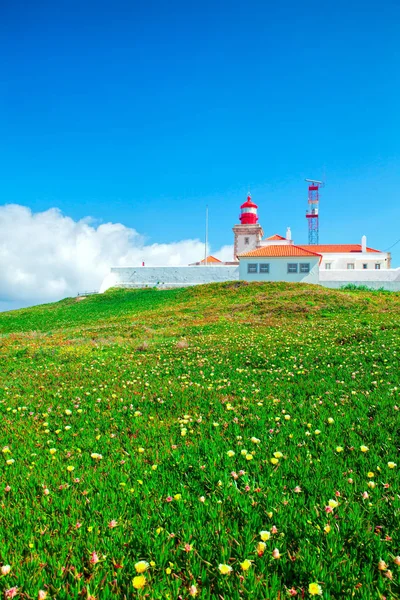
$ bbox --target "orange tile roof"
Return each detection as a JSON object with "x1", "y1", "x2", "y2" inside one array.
[
  {"x1": 300, "y1": 244, "x2": 381, "y2": 254},
  {"x1": 199, "y1": 255, "x2": 222, "y2": 264},
  {"x1": 239, "y1": 244, "x2": 322, "y2": 258},
  {"x1": 266, "y1": 234, "x2": 286, "y2": 241}
]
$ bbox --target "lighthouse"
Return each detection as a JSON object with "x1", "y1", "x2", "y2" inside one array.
[
  {"x1": 232, "y1": 194, "x2": 264, "y2": 259},
  {"x1": 239, "y1": 194, "x2": 259, "y2": 224}
]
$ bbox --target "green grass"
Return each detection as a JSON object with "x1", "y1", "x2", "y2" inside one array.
[{"x1": 0, "y1": 282, "x2": 399, "y2": 599}]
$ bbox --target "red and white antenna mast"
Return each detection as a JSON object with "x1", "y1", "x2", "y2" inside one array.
[{"x1": 305, "y1": 179, "x2": 323, "y2": 245}]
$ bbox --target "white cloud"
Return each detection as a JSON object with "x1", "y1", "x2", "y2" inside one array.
[
  {"x1": 0, "y1": 204, "x2": 234, "y2": 310},
  {"x1": 213, "y1": 245, "x2": 236, "y2": 262}
]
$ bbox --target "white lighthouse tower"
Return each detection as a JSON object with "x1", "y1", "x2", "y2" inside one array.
[{"x1": 232, "y1": 194, "x2": 264, "y2": 259}]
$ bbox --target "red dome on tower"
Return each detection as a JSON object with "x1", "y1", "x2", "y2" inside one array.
[{"x1": 239, "y1": 194, "x2": 259, "y2": 225}]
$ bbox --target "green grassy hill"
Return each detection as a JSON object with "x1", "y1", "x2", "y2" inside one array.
[{"x1": 0, "y1": 283, "x2": 399, "y2": 599}]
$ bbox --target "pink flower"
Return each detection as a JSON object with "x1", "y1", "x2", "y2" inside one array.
[
  {"x1": 362, "y1": 492, "x2": 369, "y2": 499},
  {"x1": 4, "y1": 486, "x2": 11, "y2": 493},
  {"x1": 38, "y1": 592, "x2": 47, "y2": 600},
  {"x1": 294, "y1": 486, "x2": 302, "y2": 493},
  {"x1": 166, "y1": 496, "x2": 173, "y2": 502},
  {"x1": 75, "y1": 522, "x2": 82, "y2": 529},
  {"x1": 271, "y1": 525, "x2": 278, "y2": 534},
  {"x1": 272, "y1": 548, "x2": 281, "y2": 559},
  {"x1": 325, "y1": 506, "x2": 333, "y2": 513},
  {"x1": 238, "y1": 470, "x2": 246, "y2": 476},
  {"x1": 5, "y1": 588, "x2": 18, "y2": 599},
  {"x1": 90, "y1": 551, "x2": 99, "y2": 565},
  {"x1": 171, "y1": 445, "x2": 177, "y2": 450},
  {"x1": 184, "y1": 543, "x2": 193, "y2": 552},
  {"x1": 288, "y1": 589, "x2": 298, "y2": 597},
  {"x1": 108, "y1": 520, "x2": 117, "y2": 528},
  {"x1": 335, "y1": 491, "x2": 341, "y2": 497},
  {"x1": 231, "y1": 471, "x2": 238, "y2": 480},
  {"x1": 245, "y1": 485, "x2": 250, "y2": 492},
  {"x1": 74, "y1": 478, "x2": 80, "y2": 483}
]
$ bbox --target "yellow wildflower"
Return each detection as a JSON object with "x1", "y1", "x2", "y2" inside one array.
[
  {"x1": 134, "y1": 561, "x2": 149, "y2": 573},
  {"x1": 132, "y1": 575, "x2": 146, "y2": 589},
  {"x1": 218, "y1": 564, "x2": 232, "y2": 575},
  {"x1": 309, "y1": 582, "x2": 322, "y2": 596},
  {"x1": 257, "y1": 541, "x2": 266, "y2": 554}
]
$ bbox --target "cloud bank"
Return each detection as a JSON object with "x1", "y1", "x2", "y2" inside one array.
[{"x1": 0, "y1": 205, "x2": 233, "y2": 311}]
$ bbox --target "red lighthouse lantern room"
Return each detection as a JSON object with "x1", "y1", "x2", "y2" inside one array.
[{"x1": 239, "y1": 194, "x2": 259, "y2": 225}]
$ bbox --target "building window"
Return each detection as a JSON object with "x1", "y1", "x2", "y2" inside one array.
[
  {"x1": 300, "y1": 263, "x2": 310, "y2": 273},
  {"x1": 362, "y1": 264, "x2": 368, "y2": 269},
  {"x1": 325, "y1": 263, "x2": 331, "y2": 270},
  {"x1": 244, "y1": 237, "x2": 250, "y2": 245},
  {"x1": 247, "y1": 263, "x2": 258, "y2": 274},
  {"x1": 259, "y1": 263, "x2": 270, "y2": 273},
  {"x1": 347, "y1": 263, "x2": 355, "y2": 270},
  {"x1": 375, "y1": 263, "x2": 381, "y2": 270},
  {"x1": 287, "y1": 263, "x2": 298, "y2": 274}
]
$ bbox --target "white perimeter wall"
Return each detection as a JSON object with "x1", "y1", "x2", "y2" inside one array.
[
  {"x1": 239, "y1": 257, "x2": 320, "y2": 284},
  {"x1": 100, "y1": 266, "x2": 239, "y2": 292},
  {"x1": 320, "y1": 268, "x2": 400, "y2": 291},
  {"x1": 99, "y1": 265, "x2": 400, "y2": 293}
]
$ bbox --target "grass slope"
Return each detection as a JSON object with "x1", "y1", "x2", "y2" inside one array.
[{"x1": 0, "y1": 283, "x2": 399, "y2": 599}]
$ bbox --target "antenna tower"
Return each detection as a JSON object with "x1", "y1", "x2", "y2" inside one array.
[{"x1": 305, "y1": 179, "x2": 323, "y2": 245}]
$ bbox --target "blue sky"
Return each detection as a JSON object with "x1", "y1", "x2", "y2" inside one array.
[{"x1": 1, "y1": 0, "x2": 399, "y2": 265}]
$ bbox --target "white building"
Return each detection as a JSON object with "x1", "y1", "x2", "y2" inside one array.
[
  {"x1": 238, "y1": 244, "x2": 321, "y2": 284},
  {"x1": 238, "y1": 229, "x2": 391, "y2": 283}
]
